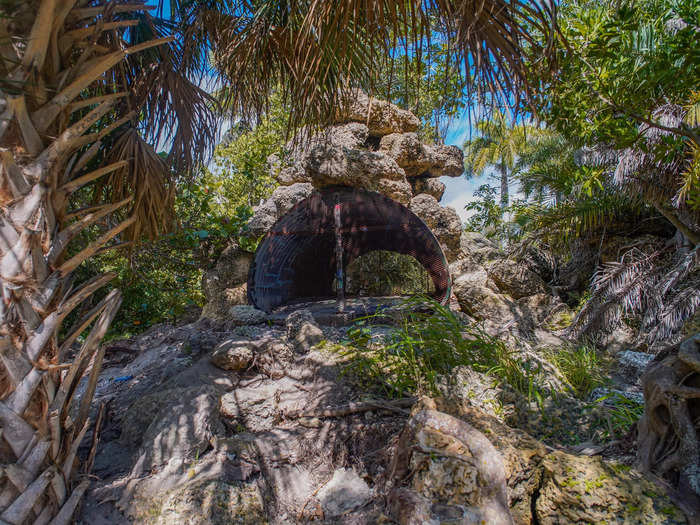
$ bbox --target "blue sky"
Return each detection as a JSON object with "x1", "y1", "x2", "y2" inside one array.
[{"x1": 441, "y1": 114, "x2": 483, "y2": 222}]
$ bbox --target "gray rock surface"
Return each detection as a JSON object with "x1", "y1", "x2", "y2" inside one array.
[
  {"x1": 409, "y1": 194, "x2": 462, "y2": 260},
  {"x1": 411, "y1": 176, "x2": 446, "y2": 201},
  {"x1": 286, "y1": 309, "x2": 324, "y2": 353},
  {"x1": 210, "y1": 338, "x2": 256, "y2": 371},
  {"x1": 458, "y1": 231, "x2": 501, "y2": 264},
  {"x1": 378, "y1": 131, "x2": 463, "y2": 179},
  {"x1": 227, "y1": 305, "x2": 267, "y2": 326},
  {"x1": 317, "y1": 468, "x2": 372, "y2": 517},
  {"x1": 617, "y1": 350, "x2": 654, "y2": 383},
  {"x1": 335, "y1": 90, "x2": 420, "y2": 135},
  {"x1": 246, "y1": 182, "x2": 315, "y2": 237},
  {"x1": 488, "y1": 259, "x2": 548, "y2": 299}
]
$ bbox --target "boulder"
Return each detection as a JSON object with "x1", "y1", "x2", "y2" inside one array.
[
  {"x1": 227, "y1": 305, "x2": 267, "y2": 326},
  {"x1": 378, "y1": 132, "x2": 432, "y2": 177},
  {"x1": 452, "y1": 270, "x2": 535, "y2": 337},
  {"x1": 210, "y1": 339, "x2": 257, "y2": 371},
  {"x1": 458, "y1": 231, "x2": 501, "y2": 264},
  {"x1": 409, "y1": 194, "x2": 462, "y2": 260},
  {"x1": 411, "y1": 177, "x2": 445, "y2": 201},
  {"x1": 201, "y1": 244, "x2": 253, "y2": 319},
  {"x1": 449, "y1": 254, "x2": 484, "y2": 279},
  {"x1": 270, "y1": 122, "x2": 370, "y2": 186},
  {"x1": 617, "y1": 350, "x2": 654, "y2": 383},
  {"x1": 286, "y1": 309, "x2": 324, "y2": 353},
  {"x1": 488, "y1": 259, "x2": 548, "y2": 299},
  {"x1": 535, "y1": 451, "x2": 686, "y2": 524},
  {"x1": 335, "y1": 91, "x2": 420, "y2": 136},
  {"x1": 430, "y1": 403, "x2": 686, "y2": 525},
  {"x1": 437, "y1": 366, "x2": 525, "y2": 424},
  {"x1": 389, "y1": 406, "x2": 514, "y2": 525},
  {"x1": 307, "y1": 145, "x2": 412, "y2": 204},
  {"x1": 317, "y1": 468, "x2": 372, "y2": 517},
  {"x1": 517, "y1": 293, "x2": 570, "y2": 326},
  {"x1": 426, "y1": 143, "x2": 464, "y2": 177},
  {"x1": 246, "y1": 182, "x2": 315, "y2": 237}
]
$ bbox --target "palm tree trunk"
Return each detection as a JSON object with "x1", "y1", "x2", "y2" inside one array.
[
  {"x1": 0, "y1": 2, "x2": 166, "y2": 522},
  {"x1": 499, "y1": 163, "x2": 509, "y2": 209}
]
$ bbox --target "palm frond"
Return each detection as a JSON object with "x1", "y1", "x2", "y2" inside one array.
[
  {"x1": 571, "y1": 246, "x2": 699, "y2": 346},
  {"x1": 105, "y1": 128, "x2": 175, "y2": 241},
  {"x1": 212, "y1": 0, "x2": 556, "y2": 131}
]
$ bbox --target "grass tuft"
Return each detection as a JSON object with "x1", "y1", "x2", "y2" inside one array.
[
  {"x1": 545, "y1": 343, "x2": 608, "y2": 398},
  {"x1": 337, "y1": 296, "x2": 547, "y2": 401}
]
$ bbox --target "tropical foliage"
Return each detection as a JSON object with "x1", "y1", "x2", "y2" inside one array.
[{"x1": 0, "y1": 0, "x2": 557, "y2": 520}]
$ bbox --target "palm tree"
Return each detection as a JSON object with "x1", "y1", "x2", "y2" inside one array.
[
  {"x1": 463, "y1": 111, "x2": 530, "y2": 209},
  {"x1": 0, "y1": 0, "x2": 555, "y2": 522}
]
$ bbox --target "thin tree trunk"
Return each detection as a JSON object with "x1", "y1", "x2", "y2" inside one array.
[{"x1": 499, "y1": 163, "x2": 509, "y2": 209}]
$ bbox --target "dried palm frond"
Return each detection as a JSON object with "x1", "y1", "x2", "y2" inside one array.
[
  {"x1": 570, "y1": 245, "x2": 700, "y2": 347},
  {"x1": 114, "y1": 12, "x2": 219, "y2": 172},
  {"x1": 106, "y1": 128, "x2": 175, "y2": 241}
]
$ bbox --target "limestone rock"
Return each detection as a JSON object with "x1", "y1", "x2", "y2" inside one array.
[
  {"x1": 201, "y1": 244, "x2": 253, "y2": 319},
  {"x1": 409, "y1": 194, "x2": 462, "y2": 260},
  {"x1": 379, "y1": 132, "x2": 432, "y2": 177},
  {"x1": 271, "y1": 122, "x2": 370, "y2": 186},
  {"x1": 433, "y1": 403, "x2": 685, "y2": 525},
  {"x1": 617, "y1": 350, "x2": 654, "y2": 383},
  {"x1": 458, "y1": 231, "x2": 501, "y2": 264},
  {"x1": 488, "y1": 259, "x2": 548, "y2": 299},
  {"x1": 128, "y1": 386, "x2": 223, "y2": 475},
  {"x1": 227, "y1": 305, "x2": 267, "y2": 326},
  {"x1": 246, "y1": 182, "x2": 314, "y2": 237},
  {"x1": 307, "y1": 145, "x2": 412, "y2": 204},
  {"x1": 411, "y1": 177, "x2": 445, "y2": 201},
  {"x1": 286, "y1": 309, "x2": 324, "y2": 353},
  {"x1": 437, "y1": 366, "x2": 525, "y2": 424},
  {"x1": 449, "y1": 254, "x2": 484, "y2": 279},
  {"x1": 389, "y1": 409, "x2": 514, "y2": 525},
  {"x1": 535, "y1": 451, "x2": 686, "y2": 524},
  {"x1": 149, "y1": 479, "x2": 265, "y2": 525},
  {"x1": 210, "y1": 339, "x2": 256, "y2": 371},
  {"x1": 335, "y1": 91, "x2": 420, "y2": 135},
  {"x1": 452, "y1": 270, "x2": 535, "y2": 337},
  {"x1": 517, "y1": 293, "x2": 570, "y2": 326},
  {"x1": 317, "y1": 468, "x2": 372, "y2": 517},
  {"x1": 427, "y1": 143, "x2": 464, "y2": 177}
]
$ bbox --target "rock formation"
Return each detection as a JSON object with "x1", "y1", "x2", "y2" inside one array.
[
  {"x1": 202, "y1": 93, "x2": 466, "y2": 318},
  {"x1": 253, "y1": 91, "x2": 464, "y2": 256}
]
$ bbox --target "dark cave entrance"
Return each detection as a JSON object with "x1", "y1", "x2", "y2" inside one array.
[{"x1": 247, "y1": 187, "x2": 450, "y2": 313}]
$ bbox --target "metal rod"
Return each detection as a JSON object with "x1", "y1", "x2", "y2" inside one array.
[{"x1": 334, "y1": 200, "x2": 345, "y2": 312}]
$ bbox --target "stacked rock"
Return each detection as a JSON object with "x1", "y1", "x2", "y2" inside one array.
[
  {"x1": 202, "y1": 93, "x2": 468, "y2": 319},
  {"x1": 247, "y1": 91, "x2": 465, "y2": 261}
]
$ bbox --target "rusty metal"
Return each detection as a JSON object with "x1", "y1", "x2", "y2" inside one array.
[{"x1": 247, "y1": 187, "x2": 451, "y2": 313}]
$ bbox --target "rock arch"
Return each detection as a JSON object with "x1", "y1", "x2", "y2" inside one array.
[{"x1": 247, "y1": 187, "x2": 451, "y2": 312}]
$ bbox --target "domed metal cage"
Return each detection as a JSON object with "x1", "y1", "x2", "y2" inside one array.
[{"x1": 247, "y1": 187, "x2": 451, "y2": 313}]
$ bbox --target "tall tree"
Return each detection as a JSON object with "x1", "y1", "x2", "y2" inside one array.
[
  {"x1": 463, "y1": 112, "x2": 529, "y2": 209},
  {"x1": 0, "y1": 0, "x2": 555, "y2": 521}
]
